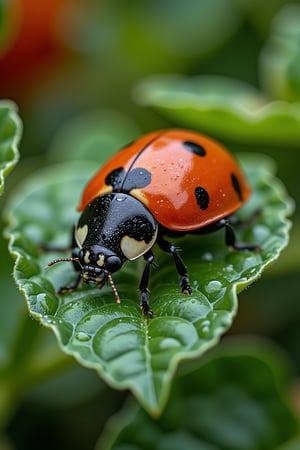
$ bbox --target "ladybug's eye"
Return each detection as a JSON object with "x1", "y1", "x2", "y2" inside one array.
[{"x1": 105, "y1": 255, "x2": 122, "y2": 273}]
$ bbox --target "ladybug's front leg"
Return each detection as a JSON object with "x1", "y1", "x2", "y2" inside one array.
[
  {"x1": 157, "y1": 238, "x2": 192, "y2": 296},
  {"x1": 47, "y1": 245, "x2": 83, "y2": 294},
  {"x1": 139, "y1": 250, "x2": 156, "y2": 318},
  {"x1": 58, "y1": 271, "x2": 82, "y2": 294},
  {"x1": 57, "y1": 247, "x2": 83, "y2": 293}
]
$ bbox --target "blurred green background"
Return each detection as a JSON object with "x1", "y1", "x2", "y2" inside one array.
[{"x1": 0, "y1": 0, "x2": 300, "y2": 449}]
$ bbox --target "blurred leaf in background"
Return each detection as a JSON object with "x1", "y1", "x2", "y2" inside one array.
[
  {"x1": 260, "y1": 3, "x2": 300, "y2": 101},
  {"x1": 134, "y1": 74, "x2": 300, "y2": 146},
  {"x1": 98, "y1": 338, "x2": 300, "y2": 450}
]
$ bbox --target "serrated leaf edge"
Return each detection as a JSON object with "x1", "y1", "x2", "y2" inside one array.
[{"x1": 0, "y1": 100, "x2": 22, "y2": 195}]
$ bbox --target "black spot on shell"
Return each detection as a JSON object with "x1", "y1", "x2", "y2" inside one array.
[
  {"x1": 123, "y1": 167, "x2": 151, "y2": 192},
  {"x1": 105, "y1": 167, "x2": 126, "y2": 191},
  {"x1": 183, "y1": 140, "x2": 206, "y2": 157},
  {"x1": 105, "y1": 167, "x2": 151, "y2": 193},
  {"x1": 195, "y1": 186, "x2": 210, "y2": 210},
  {"x1": 231, "y1": 173, "x2": 243, "y2": 201}
]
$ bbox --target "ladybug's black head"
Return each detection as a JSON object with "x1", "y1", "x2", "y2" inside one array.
[
  {"x1": 76, "y1": 245, "x2": 123, "y2": 302},
  {"x1": 47, "y1": 244, "x2": 123, "y2": 303},
  {"x1": 78, "y1": 245, "x2": 122, "y2": 284}
]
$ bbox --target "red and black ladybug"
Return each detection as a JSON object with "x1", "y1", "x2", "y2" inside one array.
[{"x1": 48, "y1": 129, "x2": 258, "y2": 317}]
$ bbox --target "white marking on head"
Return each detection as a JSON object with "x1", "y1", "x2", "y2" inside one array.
[
  {"x1": 97, "y1": 254, "x2": 105, "y2": 267},
  {"x1": 84, "y1": 250, "x2": 90, "y2": 265}
]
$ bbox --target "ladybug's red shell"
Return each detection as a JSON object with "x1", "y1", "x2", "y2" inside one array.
[{"x1": 78, "y1": 129, "x2": 251, "y2": 232}]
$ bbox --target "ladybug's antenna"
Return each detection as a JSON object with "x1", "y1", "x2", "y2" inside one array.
[
  {"x1": 47, "y1": 257, "x2": 79, "y2": 267},
  {"x1": 106, "y1": 272, "x2": 121, "y2": 304}
]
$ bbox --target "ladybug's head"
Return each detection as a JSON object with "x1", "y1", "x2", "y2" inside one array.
[
  {"x1": 78, "y1": 245, "x2": 122, "y2": 284},
  {"x1": 77, "y1": 244, "x2": 125, "y2": 302},
  {"x1": 47, "y1": 245, "x2": 124, "y2": 302}
]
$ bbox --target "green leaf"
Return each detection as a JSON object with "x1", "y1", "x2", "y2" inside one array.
[
  {"x1": 47, "y1": 109, "x2": 141, "y2": 163},
  {"x1": 134, "y1": 75, "x2": 300, "y2": 146},
  {"x1": 98, "y1": 339, "x2": 299, "y2": 450},
  {"x1": 233, "y1": 0, "x2": 289, "y2": 35},
  {"x1": 0, "y1": 100, "x2": 21, "y2": 196},
  {"x1": 122, "y1": 0, "x2": 242, "y2": 59},
  {"x1": 4, "y1": 154, "x2": 293, "y2": 415},
  {"x1": 93, "y1": 0, "x2": 242, "y2": 74},
  {"x1": 260, "y1": 4, "x2": 300, "y2": 102},
  {"x1": 279, "y1": 437, "x2": 300, "y2": 450}
]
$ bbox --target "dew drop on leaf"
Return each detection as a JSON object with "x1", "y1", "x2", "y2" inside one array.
[
  {"x1": 160, "y1": 338, "x2": 181, "y2": 350},
  {"x1": 200, "y1": 319, "x2": 211, "y2": 336},
  {"x1": 206, "y1": 280, "x2": 223, "y2": 294},
  {"x1": 76, "y1": 332, "x2": 91, "y2": 342},
  {"x1": 201, "y1": 252, "x2": 213, "y2": 261}
]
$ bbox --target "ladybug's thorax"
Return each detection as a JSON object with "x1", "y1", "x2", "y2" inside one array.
[{"x1": 75, "y1": 193, "x2": 158, "y2": 280}]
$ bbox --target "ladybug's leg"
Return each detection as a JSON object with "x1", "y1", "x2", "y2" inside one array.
[
  {"x1": 157, "y1": 238, "x2": 192, "y2": 295},
  {"x1": 226, "y1": 209, "x2": 261, "y2": 229},
  {"x1": 49, "y1": 246, "x2": 83, "y2": 294},
  {"x1": 221, "y1": 219, "x2": 260, "y2": 251},
  {"x1": 58, "y1": 271, "x2": 82, "y2": 293},
  {"x1": 139, "y1": 250, "x2": 156, "y2": 318},
  {"x1": 193, "y1": 214, "x2": 260, "y2": 251}
]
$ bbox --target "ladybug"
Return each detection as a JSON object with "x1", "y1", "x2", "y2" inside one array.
[{"x1": 48, "y1": 129, "x2": 258, "y2": 317}]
